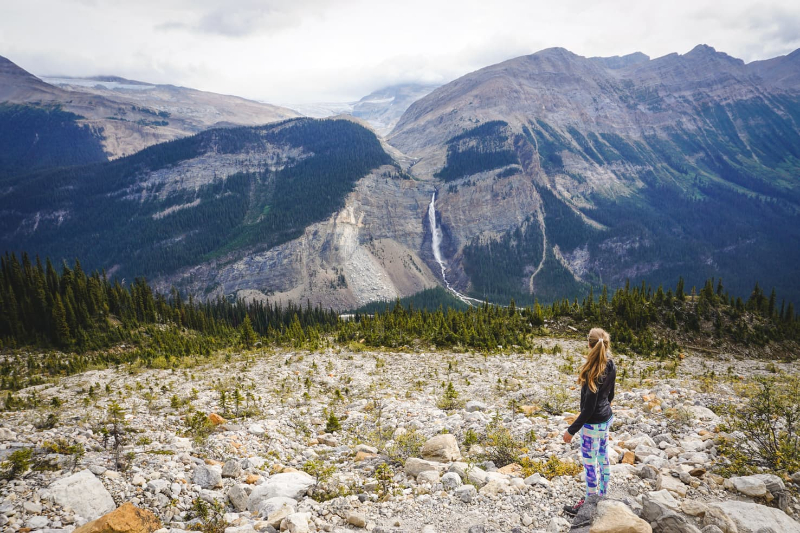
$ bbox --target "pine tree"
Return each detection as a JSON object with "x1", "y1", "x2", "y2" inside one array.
[
  {"x1": 239, "y1": 315, "x2": 257, "y2": 348},
  {"x1": 52, "y1": 294, "x2": 71, "y2": 347}
]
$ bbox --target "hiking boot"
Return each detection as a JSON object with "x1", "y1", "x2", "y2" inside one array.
[{"x1": 563, "y1": 498, "x2": 585, "y2": 516}]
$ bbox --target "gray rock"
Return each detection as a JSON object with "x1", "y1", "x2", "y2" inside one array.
[
  {"x1": 750, "y1": 474, "x2": 784, "y2": 494},
  {"x1": 701, "y1": 527, "x2": 724, "y2": 533},
  {"x1": 441, "y1": 472, "x2": 462, "y2": 491},
  {"x1": 45, "y1": 469, "x2": 116, "y2": 521},
  {"x1": 455, "y1": 484, "x2": 477, "y2": 503},
  {"x1": 23, "y1": 501, "x2": 43, "y2": 513},
  {"x1": 0, "y1": 428, "x2": 16, "y2": 441},
  {"x1": 227, "y1": 484, "x2": 249, "y2": 512},
  {"x1": 416, "y1": 470, "x2": 440, "y2": 485},
  {"x1": 448, "y1": 462, "x2": 488, "y2": 487},
  {"x1": 222, "y1": 459, "x2": 243, "y2": 478},
  {"x1": 192, "y1": 464, "x2": 222, "y2": 488},
  {"x1": 710, "y1": 501, "x2": 800, "y2": 533},
  {"x1": 642, "y1": 490, "x2": 701, "y2": 533},
  {"x1": 246, "y1": 472, "x2": 314, "y2": 511},
  {"x1": 790, "y1": 471, "x2": 800, "y2": 485}
]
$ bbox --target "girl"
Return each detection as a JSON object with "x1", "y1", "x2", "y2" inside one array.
[{"x1": 562, "y1": 327, "x2": 616, "y2": 516}]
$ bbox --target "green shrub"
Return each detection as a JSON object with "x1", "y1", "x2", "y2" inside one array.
[
  {"x1": 520, "y1": 455, "x2": 582, "y2": 479},
  {"x1": 387, "y1": 430, "x2": 426, "y2": 464},
  {"x1": 718, "y1": 374, "x2": 800, "y2": 474},
  {"x1": 1, "y1": 448, "x2": 33, "y2": 479}
]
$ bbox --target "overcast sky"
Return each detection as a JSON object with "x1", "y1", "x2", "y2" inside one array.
[{"x1": 1, "y1": 0, "x2": 799, "y2": 104}]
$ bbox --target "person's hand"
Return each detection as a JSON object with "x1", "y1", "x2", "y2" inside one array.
[{"x1": 563, "y1": 430, "x2": 573, "y2": 443}]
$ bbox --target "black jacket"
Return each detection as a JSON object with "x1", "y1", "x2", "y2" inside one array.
[{"x1": 567, "y1": 359, "x2": 616, "y2": 436}]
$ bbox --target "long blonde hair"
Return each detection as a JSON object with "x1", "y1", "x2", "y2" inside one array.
[{"x1": 578, "y1": 328, "x2": 610, "y2": 393}]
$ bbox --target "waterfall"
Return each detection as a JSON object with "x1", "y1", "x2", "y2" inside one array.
[{"x1": 428, "y1": 191, "x2": 473, "y2": 305}]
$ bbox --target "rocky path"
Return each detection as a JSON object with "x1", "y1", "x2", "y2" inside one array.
[{"x1": 0, "y1": 340, "x2": 798, "y2": 532}]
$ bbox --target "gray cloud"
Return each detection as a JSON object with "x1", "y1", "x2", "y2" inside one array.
[{"x1": 154, "y1": 0, "x2": 342, "y2": 38}]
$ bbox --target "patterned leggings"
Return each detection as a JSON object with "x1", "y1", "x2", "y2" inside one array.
[{"x1": 580, "y1": 416, "x2": 612, "y2": 497}]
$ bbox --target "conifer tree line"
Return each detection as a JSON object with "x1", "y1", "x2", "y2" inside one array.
[{"x1": 0, "y1": 252, "x2": 797, "y2": 386}]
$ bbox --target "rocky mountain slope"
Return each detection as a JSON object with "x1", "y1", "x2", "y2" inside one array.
[
  {"x1": 0, "y1": 56, "x2": 298, "y2": 159},
  {"x1": 386, "y1": 45, "x2": 800, "y2": 305},
  {"x1": 1, "y1": 342, "x2": 799, "y2": 532}
]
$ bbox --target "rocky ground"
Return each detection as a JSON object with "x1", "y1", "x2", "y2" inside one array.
[{"x1": 1, "y1": 338, "x2": 799, "y2": 533}]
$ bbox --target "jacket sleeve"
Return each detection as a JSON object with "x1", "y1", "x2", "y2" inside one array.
[
  {"x1": 567, "y1": 387, "x2": 599, "y2": 436},
  {"x1": 608, "y1": 379, "x2": 615, "y2": 404}
]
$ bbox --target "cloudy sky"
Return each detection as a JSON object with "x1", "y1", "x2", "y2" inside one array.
[{"x1": 2, "y1": 0, "x2": 799, "y2": 104}]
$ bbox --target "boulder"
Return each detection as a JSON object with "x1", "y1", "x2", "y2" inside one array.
[
  {"x1": 73, "y1": 502, "x2": 161, "y2": 533},
  {"x1": 0, "y1": 428, "x2": 16, "y2": 441},
  {"x1": 420, "y1": 434, "x2": 461, "y2": 462},
  {"x1": 246, "y1": 472, "x2": 314, "y2": 511},
  {"x1": 405, "y1": 458, "x2": 447, "y2": 478},
  {"x1": 709, "y1": 501, "x2": 800, "y2": 533},
  {"x1": 751, "y1": 473, "x2": 784, "y2": 494},
  {"x1": 702, "y1": 506, "x2": 738, "y2": 533},
  {"x1": 642, "y1": 491, "x2": 701, "y2": 533},
  {"x1": 192, "y1": 464, "x2": 222, "y2": 488},
  {"x1": 791, "y1": 471, "x2": 800, "y2": 486},
  {"x1": 590, "y1": 500, "x2": 652, "y2": 533},
  {"x1": 46, "y1": 469, "x2": 116, "y2": 521},
  {"x1": 725, "y1": 476, "x2": 766, "y2": 497},
  {"x1": 264, "y1": 501, "x2": 295, "y2": 528}
]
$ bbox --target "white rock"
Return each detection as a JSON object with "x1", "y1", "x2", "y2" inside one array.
[
  {"x1": 285, "y1": 512, "x2": 310, "y2": 533},
  {"x1": 405, "y1": 458, "x2": 447, "y2": 478},
  {"x1": 0, "y1": 428, "x2": 16, "y2": 441},
  {"x1": 45, "y1": 469, "x2": 115, "y2": 521},
  {"x1": 725, "y1": 475, "x2": 767, "y2": 497},
  {"x1": 465, "y1": 401, "x2": 487, "y2": 412},
  {"x1": 417, "y1": 470, "x2": 440, "y2": 485},
  {"x1": 227, "y1": 484, "x2": 250, "y2": 512},
  {"x1": 657, "y1": 474, "x2": 688, "y2": 498},
  {"x1": 246, "y1": 473, "x2": 314, "y2": 511},
  {"x1": 710, "y1": 501, "x2": 800, "y2": 533},
  {"x1": 248, "y1": 424, "x2": 266, "y2": 436}
]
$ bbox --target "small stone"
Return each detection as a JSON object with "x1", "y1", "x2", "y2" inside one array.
[
  {"x1": 657, "y1": 473, "x2": 688, "y2": 498},
  {"x1": 346, "y1": 512, "x2": 366, "y2": 528},
  {"x1": 23, "y1": 502, "x2": 43, "y2": 514},
  {"x1": 228, "y1": 484, "x2": 249, "y2": 512},
  {"x1": 249, "y1": 424, "x2": 266, "y2": 436},
  {"x1": 417, "y1": 470, "x2": 440, "y2": 485},
  {"x1": 27, "y1": 515, "x2": 50, "y2": 529},
  {"x1": 284, "y1": 512, "x2": 310, "y2": 533},
  {"x1": 441, "y1": 472, "x2": 462, "y2": 491},
  {"x1": 455, "y1": 484, "x2": 477, "y2": 503},
  {"x1": 193, "y1": 464, "x2": 222, "y2": 488},
  {"x1": 222, "y1": 459, "x2": 243, "y2": 478},
  {"x1": 354, "y1": 451, "x2": 377, "y2": 462},
  {"x1": 245, "y1": 474, "x2": 261, "y2": 484},
  {"x1": 521, "y1": 513, "x2": 533, "y2": 527},
  {"x1": 622, "y1": 451, "x2": 636, "y2": 464}
]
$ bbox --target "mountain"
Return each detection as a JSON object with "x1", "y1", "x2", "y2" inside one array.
[
  {"x1": 2, "y1": 46, "x2": 800, "y2": 309},
  {"x1": 382, "y1": 45, "x2": 800, "y2": 305},
  {"x1": 290, "y1": 83, "x2": 439, "y2": 136},
  {"x1": 0, "y1": 56, "x2": 299, "y2": 160}
]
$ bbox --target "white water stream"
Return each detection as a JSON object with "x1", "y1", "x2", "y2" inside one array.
[{"x1": 427, "y1": 192, "x2": 481, "y2": 306}]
